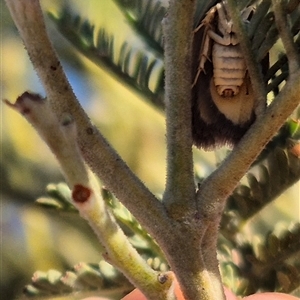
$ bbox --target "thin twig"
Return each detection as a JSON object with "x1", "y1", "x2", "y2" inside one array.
[
  {"x1": 5, "y1": 92, "x2": 175, "y2": 299},
  {"x1": 162, "y1": 0, "x2": 196, "y2": 218},
  {"x1": 272, "y1": 0, "x2": 300, "y2": 75}
]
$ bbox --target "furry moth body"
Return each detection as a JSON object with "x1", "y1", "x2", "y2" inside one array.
[{"x1": 192, "y1": 1, "x2": 268, "y2": 149}]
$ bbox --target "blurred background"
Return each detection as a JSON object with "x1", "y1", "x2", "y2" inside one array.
[{"x1": 1, "y1": 0, "x2": 299, "y2": 299}]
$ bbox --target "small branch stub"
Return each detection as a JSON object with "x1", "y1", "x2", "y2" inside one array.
[{"x1": 4, "y1": 91, "x2": 44, "y2": 115}]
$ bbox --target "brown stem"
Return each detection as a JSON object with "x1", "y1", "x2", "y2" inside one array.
[{"x1": 162, "y1": 0, "x2": 196, "y2": 219}]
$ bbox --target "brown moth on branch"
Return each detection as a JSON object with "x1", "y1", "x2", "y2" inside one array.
[{"x1": 192, "y1": 0, "x2": 269, "y2": 149}]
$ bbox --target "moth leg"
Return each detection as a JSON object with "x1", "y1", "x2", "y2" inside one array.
[
  {"x1": 194, "y1": 4, "x2": 218, "y2": 33},
  {"x1": 192, "y1": 31, "x2": 212, "y2": 86},
  {"x1": 192, "y1": 5, "x2": 218, "y2": 86}
]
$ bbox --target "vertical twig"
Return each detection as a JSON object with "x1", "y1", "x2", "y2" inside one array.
[
  {"x1": 272, "y1": 0, "x2": 300, "y2": 75},
  {"x1": 161, "y1": 2, "x2": 227, "y2": 299},
  {"x1": 162, "y1": 0, "x2": 196, "y2": 218}
]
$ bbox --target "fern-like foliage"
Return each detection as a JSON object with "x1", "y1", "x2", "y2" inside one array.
[
  {"x1": 255, "y1": 116, "x2": 300, "y2": 161},
  {"x1": 28, "y1": 177, "x2": 300, "y2": 297},
  {"x1": 112, "y1": 0, "x2": 166, "y2": 52},
  {"x1": 24, "y1": 183, "x2": 168, "y2": 298},
  {"x1": 238, "y1": 222, "x2": 300, "y2": 294},
  {"x1": 219, "y1": 222, "x2": 300, "y2": 296},
  {"x1": 221, "y1": 137, "x2": 300, "y2": 237},
  {"x1": 24, "y1": 262, "x2": 132, "y2": 298},
  {"x1": 247, "y1": 0, "x2": 300, "y2": 94},
  {"x1": 49, "y1": 6, "x2": 165, "y2": 108},
  {"x1": 36, "y1": 183, "x2": 168, "y2": 263},
  {"x1": 260, "y1": 3, "x2": 300, "y2": 95},
  {"x1": 49, "y1": 0, "x2": 300, "y2": 110},
  {"x1": 265, "y1": 32, "x2": 300, "y2": 96}
]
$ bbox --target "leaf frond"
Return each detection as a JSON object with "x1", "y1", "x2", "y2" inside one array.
[
  {"x1": 247, "y1": 0, "x2": 300, "y2": 95},
  {"x1": 29, "y1": 183, "x2": 169, "y2": 297},
  {"x1": 238, "y1": 222, "x2": 300, "y2": 294},
  {"x1": 219, "y1": 222, "x2": 300, "y2": 296},
  {"x1": 23, "y1": 262, "x2": 132, "y2": 298},
  {"x1": 112, "y1": 0, "x2": 166, "y2": 53},
  {"x1": 113, "y1": 0, "x2": 221, "y2": 51},
  {"x1": 266, "y1": 35, "x2": 300, "y2": 95},
  {"x1": 221, "y1": 143, "x2": 300, "y2": 236},
  {"x1": 49, "y1": 6, "x2": 165, "y2": 108}
]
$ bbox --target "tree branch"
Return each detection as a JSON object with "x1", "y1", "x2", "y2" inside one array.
[
  {"x1": 158, "y1": 2, "x2": 227, "y2": 299},
  {"x1": 162, "y1": 0, "x2": 196, "y2": 219},
  {"x1": 272, "y1": 0, "x2": 300, "y2": 74},
  {"x1": 4, "y1": 0, "x2": 171, "y2": 243},
  {"x1": 5, "y1": 92, "x2": 175, "y2": 300}
]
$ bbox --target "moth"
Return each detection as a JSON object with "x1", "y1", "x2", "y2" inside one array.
[{"x1": 192, "y1": 0, "x2": 269, "y2": 149}]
